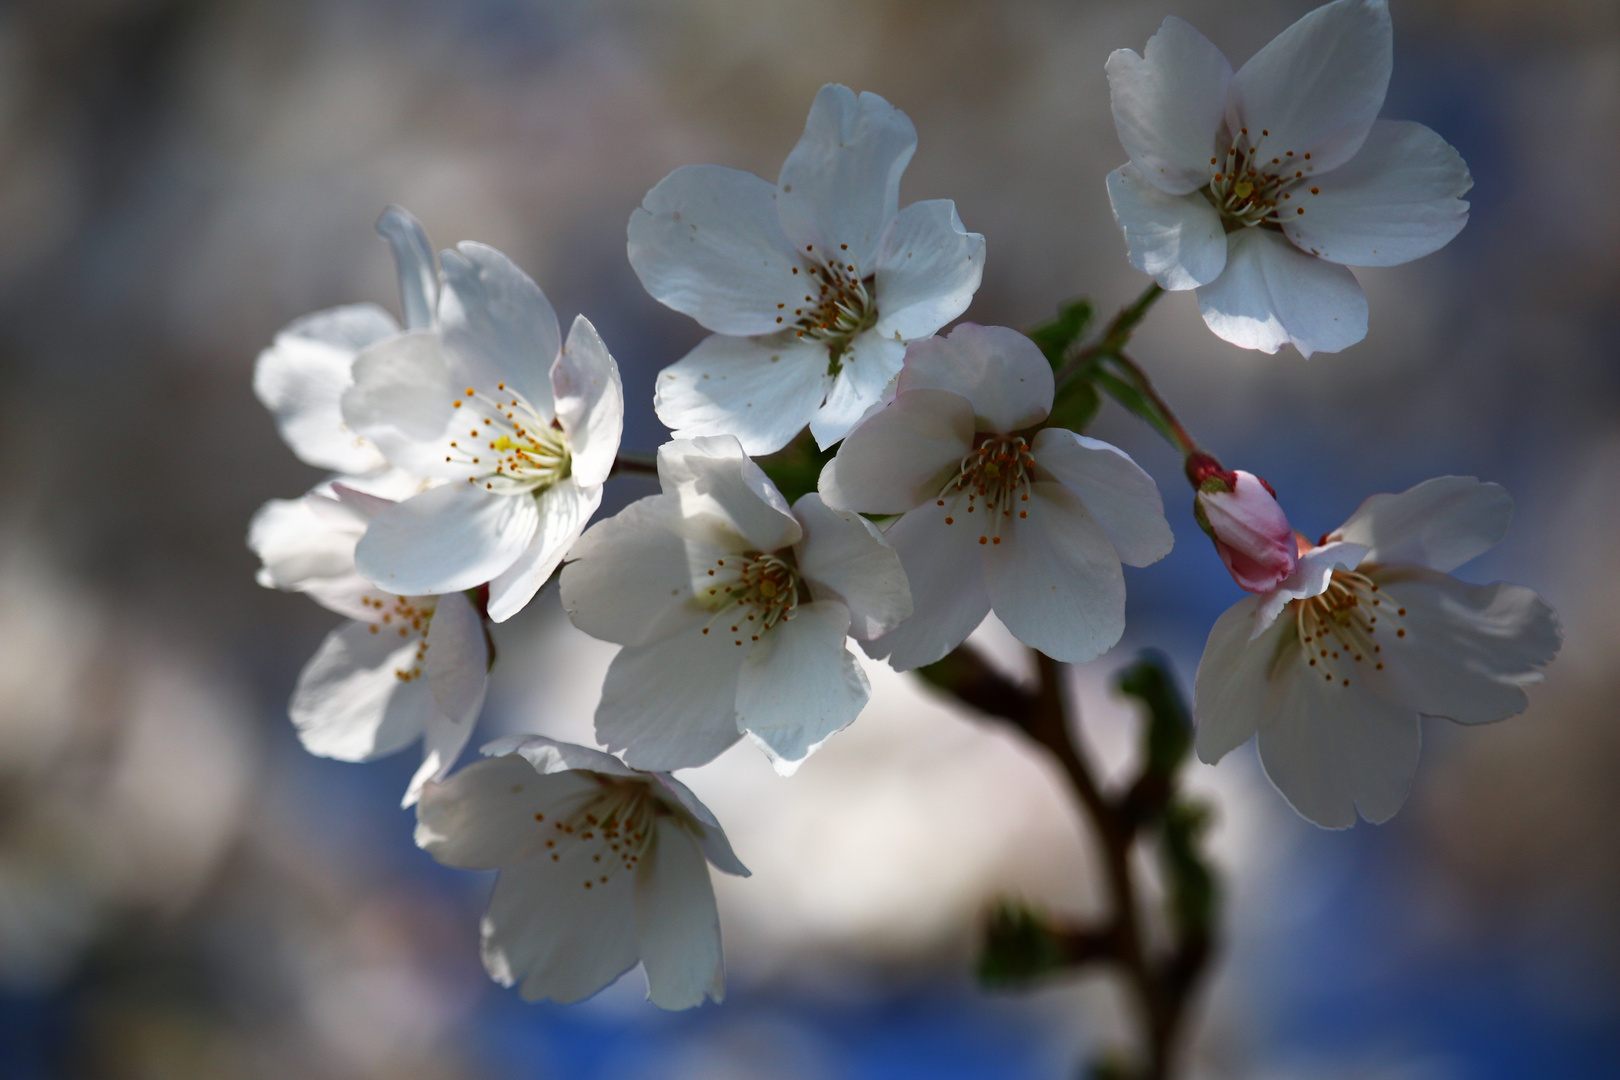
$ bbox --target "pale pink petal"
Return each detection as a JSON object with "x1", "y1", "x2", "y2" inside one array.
[
  {"x1": 414, "y1": 755, "x2": 597, "y2": 869},
  {"x1": 424, "y1": 590, "x2": 489, "y2": 729},
  {"x1": 482, "y1": 851, "x2": 639, "y2": 1004},
  {"x1": 1195, "y1": 228, "x2": 1368, "y2": 357},
  {"x1": 485, "y1": 478, "x2": 601, "y2": 623},
  {"x1": 897, "y1": 324, "x2": 1053, "y2": 432},
  {"x1": 737, "y1": 601, "x2": 869, "y2": 775},
  {"x1": 354, "y1": 482, "x2": 539, "y2": 596},
  {"x1": 1105, "y1": 164, "x2": 1228, "y2": 290},
  {"x1": 792, "y1": 493, "x2": 912, "y2": 640},
  {"x1": 595, "y1": 629, "x2": 750, "y2": 771},
  {"x1": 863, "y1": 499, "x2": 992, "y2": 671},
  {"x1": 1105, "y1": 16, "x2": 1233, "y2": 195},
  {"x1": 809, "y1": 332, "x2": 908, "y2": 448},
  {"x1": 1032, "y1": 428, "x2": 1173, "y2": 568},
  {"x1": 657, "y1": 436, "x2": 802, "y2": 554},
  {"x1": 871, "y1": 199, "x2": 985, "y2": 342},
  {"x1": 553, "y1": 315, "x2": 624, "y2": 488},
  {"x1": 634, "y1": 817, "x2": 726, "y2": 1009},
  {"x1": 1330, "y1": 475, "x2": 1511, "y2": 573},
  {"x1": 376, "y1": 205, "x2": 438, "y2": 331},
  {"x1": 653, "y1": 333, "x2": 830, "y2": 457},
  {"x1": 817, "y1": 388, "x2": 975, "y2": 515},
  {"x1": 290, "y1": 620, "x2": 440, "y2": 762},
  {"x1": 438, "y1": 243, "x2": 560, "y2": 415},
  {"x1": 1192, "y1": 594, "x2": 1284, "y2": 763}
]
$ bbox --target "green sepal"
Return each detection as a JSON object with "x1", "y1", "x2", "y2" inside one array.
[
  {"x1": 756, "y1": 431, "x2": 837, "y2": 505},
  {"x1": 1027, "y1": 298, "x2": 1095, "y2": 369},
  {"x1": 976, "y1": 901, "x2": 1071, "y2": 989},
  {"x1": 1046, "y1": 376, "x2": 1101, "y2": 433}
]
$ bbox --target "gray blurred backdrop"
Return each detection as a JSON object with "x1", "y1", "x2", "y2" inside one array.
[{"x1": 0, "y1": 1, "x2": 1616, "y2": 1077}]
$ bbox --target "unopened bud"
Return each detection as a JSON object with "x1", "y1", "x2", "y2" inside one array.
[{"x1": 1192, "y1": 467, "x2": 1296, "y2": 593}]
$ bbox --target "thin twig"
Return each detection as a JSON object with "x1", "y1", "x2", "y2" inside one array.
[{"x1": 610, "y1": 450, "x2": 658, "y2": 478}]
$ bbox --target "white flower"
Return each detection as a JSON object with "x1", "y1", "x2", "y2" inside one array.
[
  {"x1": 1104, "y1": 0, "x2": 1472, "y2": 357},
  {"x1": 253, "y1": 206, "x2": 441, "y2": 479},
  {"x1": 415, "y1": 736, "x2": 748, "y2": 1010},
  {"x1": 629, "y1": 83, "x2": 985, "y2": 455},
  {"x1": 341, "y1": 240, "x2": 624, "y2": 623},
  {"x1": 249, "y1": 485, "x2": 490, "y2": 805},
  {"x1": 559, "y1": 436, "x2": 911, "y2": 774},
  {"x1": 819, "y1": 324, "x2": 1174, "y2": 669},
  {"x1": 1194, "y1": 476, "x2": 1562, "y2": 828}
]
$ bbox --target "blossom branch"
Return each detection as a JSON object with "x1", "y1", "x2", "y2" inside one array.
[
  {"x1": 920, "y1": 645, "x2": 1215, "y2": 1080},
  {"x1": 610, "y1": 449, "x2": 659, "y2": 477}
]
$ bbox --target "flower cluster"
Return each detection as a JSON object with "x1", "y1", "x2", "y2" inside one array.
[{"x1": 249, "y1": 0, "x2": 1557, "y2": 1020}]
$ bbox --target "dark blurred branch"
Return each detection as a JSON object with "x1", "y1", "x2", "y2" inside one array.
[
  {"x1": 610, "y1": 450, "x2": 658, "y2": 478},
  {"x1": 919, "y1": 644, "x2": 1218, "y2": 1080}
]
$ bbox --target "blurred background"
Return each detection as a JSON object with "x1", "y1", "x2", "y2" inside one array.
[{"x1": 0, "y1": 0, "x2": 1616, "y2": 1076}]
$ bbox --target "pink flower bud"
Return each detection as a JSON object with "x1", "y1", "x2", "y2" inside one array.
[{"x1": 1193, "y1": 467, "x2": 1297, "y2": 593}]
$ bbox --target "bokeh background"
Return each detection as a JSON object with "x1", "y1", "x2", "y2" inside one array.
[{"x1": 1, "y1": 0, "x2": 1616, "y2": 1076}]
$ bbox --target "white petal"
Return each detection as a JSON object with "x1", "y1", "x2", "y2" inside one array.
[
  {"x1": 653, "y1": 333, "x2": 830, "y2": 457},
  {"x1": 376, "y1": 205, "x2": 438, "y2": 331},
  {"x1": 248, "y1": 493, "x2": 374, "y2": 620},
  {"x1": 438, "y1": 242, "x2": 560, "y2": 416},
  {"x1": 596, "y1": 629, "x2": 750, "y2": 771},
  {"x1": 737, "y1": 601, "x2": 869, "y2": 774},
  {"x1": 863, "y1": 499, "x2": 993, "y2": 671},
  {"x1": 897, "y1": 323, "x2": 1053, "y2": 433},
  {"x1": 1256, "y1": 661, "x2": 1419, "y2": 828},
  {"x1": 657, "y1": 436, "x2": 802, "y2": 554},
  {"x1": 403, "y1": 707, "x2": 479, "y2": 809},
  {"x1": 552, "y1": 316, "x2": 624, "y2": 488},
  {"x1": 1283, "y1": 120, "x2": 1471, "y2": 267},
  {"x1": 1362, "y1": 568, "x2": 1561, "y2": 724},
  {"x1": 1195, "y1": 228, "x2": 1368, "y2": 357},
  {"x1": 485, "y1": 478, "x2": 601, "y2": 623},
  {"x1": 1105, "y1": 17, "x2": 1233, "y2": 194},
  {"x1": 776, "y1": 85, "x2": 917, "y2": 270},
  {"x1": 792, "y1": 493, "x2": 913, "y2": 640},
  {"x1": 1192, "y1": 594, "x2": 1284, "y2": 763},
  {"x1": 354, "y1": 482, "x2": 539, "y2": 595},
  {"x1": 1105, "y1": 164, "x2": 1228, "y2": 290},
  {"x1": 817, "y1": 388, "x2": 974, "y2": 514},
  {"x1": 628, "y1": 164, "x2": 810, "y2": 336},
  {"x1": 871, "y1": 200, "x2": 985, "y2": 341},
  {"x1": 1330, "y1": 475, "x2": 1511, "y2": 573},
  {"x1": 985, "y1": 481, "x2": 1126, "y2": 664},
  {"x1": 254, "y1": 304, "x2": 397, "y2": 473},
  {"x1": 290, "y1": 619, "x2": 438, "y2": 762},
  {"x1": 561, "y1": 494, "x2": 723, "y2": 648},
  {"x1": 482, "y1": 852, "x2": 639, "y2": 1004},
  {"x1": 425, "y1": 590, "x2": 489, "y2": 727},
  {"x1": 482, "y1": 734, "x2": 641, "y2": 778},
  {"x1": 1228, "y1": 0, "x2": 1392, "y2": 173},
  {"x1": 1032, "y1": 428, "x2": 1173, "y2": 568},
  {"x1": 1253, "y1": 541, "x2": 1369, "y2": 637},
  {"x1": 648, "y1": 774, "x2": 750, "y2": 878},
  {"x1": 634, "y1": 817, "x2": 726, "y2": 1009},
  {"x1": 342, "y1": 331, "x2": 466, "y2": 478},
  {"x1": 415, "y1": 755, "x2": 597, "y2": 868},
  {"x1": 810, "y1": 332, "x2": 908, "y2": 449}
]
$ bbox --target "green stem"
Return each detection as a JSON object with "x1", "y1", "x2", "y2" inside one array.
[
  {"x1": 1053, "y1": 283, "x2": 1164, "y2": 385},
  {"x1": 1104, "y1": 351, "x2": 1199, "y2": 458}
]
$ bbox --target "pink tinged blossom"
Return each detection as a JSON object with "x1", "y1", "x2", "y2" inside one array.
[
  {"x1": 247, "y1": 484, "x2": 488, "y2": 807},
  {"x1": 1103, "y1": 0, "x2": 1472, "y2": 357},
  {"x1": 629, "y1": 84, "x2": 986, "y2": 455},
  {"x1": 415, "y1": 737, "x2": 748, "y2": 1010},
  {"x1": 1189, "y1": 457, "x2": 1297, "y2": 592},
  {"x1": 558, "y1": 436, "x2": 911, "y2": 775},
  {"x1": 1193, "y1": 477, "x2": 1561, "y2": 829},
  {"x1": 819, "y1": 324, "x2": 1173, "y2": 669}
]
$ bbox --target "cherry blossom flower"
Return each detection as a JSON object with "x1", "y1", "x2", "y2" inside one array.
[
  {"x1": 248, "y1": 485, "x2": 488, "y2": 806},
  {"x1": 1188, "y1": 454, "x2": 1297, "y2": 592},
  {"x1": 559, "y1": 436, "x2": 910, "y2": 774},
  {"x1": 1104, "y1": 0, "x2": 1472, "y2": 357},
  {"x1": 254, "y1": 206, "x2": 441, "y2": 480},
  {"x1": 1194, "y1": 477, "x2": 1561, "y2": 828},
  {"x1": 341, "y1": 241, "x2": 624, "y2": 623},
  {"x1": 415, "y1": 736, "x2": 748, "y2": 1009},
  {"x1": 819, "y1": 324, "x2": 1173, "y2": 669},
  {"x1": 629, "y1": 83, "x2": 985, "y2": 454}
]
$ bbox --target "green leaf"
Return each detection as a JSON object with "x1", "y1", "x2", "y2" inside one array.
[
  {"x1": 1117, "y1": 651, "x2": 1191, "y2": 779},
  {"x1": 1161, "y1": 798, "x2": 1218, "y2": 938},
  {"x1": 976, "y1": 902, "x2": 1069, "y2": 988},
  {"x1": 1046, "y1": 376, "x2": 1101, "y2": 433},
  {"x1": 755, "y1": 430, "x2": 836, "y2": 505},
  {"x1": 1027, "y1": 298, "x2": 1095, "y2": 369}
]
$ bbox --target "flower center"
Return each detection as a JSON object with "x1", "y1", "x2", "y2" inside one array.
[
  {"x1": 1292, "y1": 569, "x2": 1409, "y2": 689},
  {"x1": 778, "y1": 246, "x2": 879, "y2": 374},
  {"x1": 447, "y1": 382, "x2": 571, "y2": 495},
  {"x1": 357, "y1": 593, "x2": 437, "y2": 682},
  {"x1": 698, "y1": 552, "x2": 802, "y2": 646},
  {"x1": 934, "y1": 435, "x2": 1035, "y2": 547},
  {"x1": 540, "y1": 777, "x2": 666, "y2": 891},
  {"x1": 1205, "y1": 126, "x2": 1321, "y2": 230}
]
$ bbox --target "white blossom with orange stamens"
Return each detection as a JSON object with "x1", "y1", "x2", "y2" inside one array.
[
  {"x1": 559, "y1": 436, "x2": 911, "y2": 774},
  {"x1": 629, "y1": 83, "x2": 985, "y2": 454},
  {"x1": 819, "y1": 323, "x2": 1173, "y2": 670},
  {"x1": 340, "y1": 238, "x2": 624, "y2": 623},
  {"x1": 1194, "y1": 476, "x2": 1561, "y2": 828},
  {"x1": 1103, "y1": 0, "x2": 1472, "y2": 356},
  {"x1": 415, "y1": 736, "x2": 748, "y2": 1010},
  {"x1": 249, "y1": 484, "x2": 488, "y2": 806}
]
